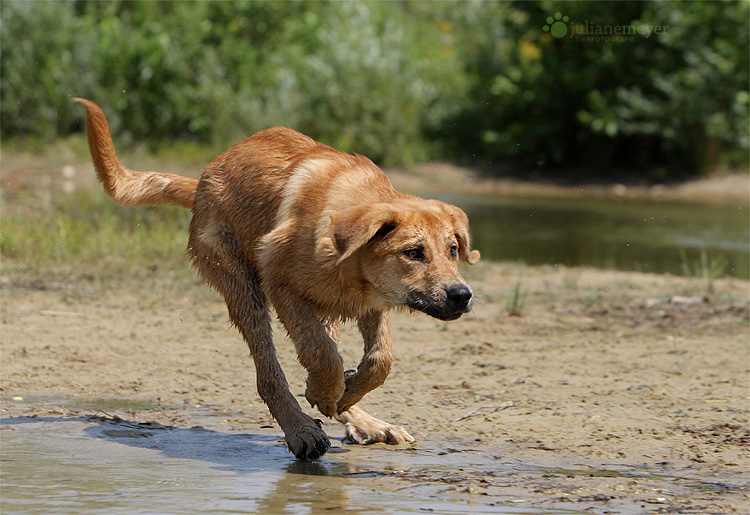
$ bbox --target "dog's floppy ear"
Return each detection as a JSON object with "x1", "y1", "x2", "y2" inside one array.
[
  {"x1": 329, "y1": 204, "x2": 397, "y2": 265},
  {"x1": 442, "y1": 203, "x2": 480, "y2": 265}
]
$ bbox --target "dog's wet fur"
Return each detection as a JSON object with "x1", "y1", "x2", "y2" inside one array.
[{"x1": 74, "y1": 98, "x2": 479, "y2": 459}]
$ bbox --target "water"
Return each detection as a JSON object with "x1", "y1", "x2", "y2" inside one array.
[
  {"x1": 0, "y1": 416, "x2": 579, "y2": 515},
  {"x1": 446, "y1": 195, "x2": 749, "y2": 278},
  {"x1": 3, "y1": 412, "x2": 747, "y2": 514}
]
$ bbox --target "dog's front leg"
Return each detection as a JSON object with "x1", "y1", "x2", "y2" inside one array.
[
  {"x1": 332, "y1": 309, "x2": 413, "y2": 445},
  {"x1": 336, "y1": 311, "x2": 414, "y2": 444},
  {"x1": 337, "y1": 309, "x2": 393, "y2": 413},
  {"x1": 268, "y1": 287, "x2": 345, "y2": 418}
]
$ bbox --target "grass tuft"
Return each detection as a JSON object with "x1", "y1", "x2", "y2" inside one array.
[
  {"x1": 679, "y1": 247, "x2": 728, "y2": 294},
  {"x1": 506, "y1": 276, "x2": 527, "y2": 317}
]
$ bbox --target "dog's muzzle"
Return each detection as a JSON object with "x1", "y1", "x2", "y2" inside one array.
[{"x1": 407, "y1": 284, "x2": 474, "y2": 321}]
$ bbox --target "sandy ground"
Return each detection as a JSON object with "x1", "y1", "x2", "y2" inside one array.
[
  {"x1": 1, "y1": 262, "x2": 748, "y2": 513},
  {"x1": 1, "y1": 149, "x2": 748, "y2": 512}
]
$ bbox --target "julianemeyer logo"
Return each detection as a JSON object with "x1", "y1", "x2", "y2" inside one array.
[{"x1": 543, "y1": 11, "x2": 668, "y2": 43}]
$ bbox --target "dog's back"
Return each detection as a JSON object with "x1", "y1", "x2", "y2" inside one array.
[{"x1": 190, "y1": 126, "x2": 397, "y2": 266}]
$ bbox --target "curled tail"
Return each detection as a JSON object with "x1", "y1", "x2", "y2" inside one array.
[{"x1": 73, "y1": 98, "x2": 198, "y2": 209}]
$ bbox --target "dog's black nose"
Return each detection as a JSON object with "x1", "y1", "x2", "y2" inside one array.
[{"x1": 446, "y1": 284, "x2": 473, "y2": 309}]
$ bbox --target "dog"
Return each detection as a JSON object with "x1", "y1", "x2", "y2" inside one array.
[{"x1": 74, "y1": 98, "x2": 480, "y2": 459}]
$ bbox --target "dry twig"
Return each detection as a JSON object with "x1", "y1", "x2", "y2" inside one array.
[{"x1": 453, "y1": 402, "x2": 515, "y2": 422}]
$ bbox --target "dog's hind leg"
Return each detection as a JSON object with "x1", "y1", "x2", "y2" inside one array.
[{"x1": 189, "y1": 231, "x2": 330, "y2": 459}]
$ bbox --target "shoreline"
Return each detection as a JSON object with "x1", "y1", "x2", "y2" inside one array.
[{"x1": 387, "y1": 161, "x2": 750, "y2": 205}]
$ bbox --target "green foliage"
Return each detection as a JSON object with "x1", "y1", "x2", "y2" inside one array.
[
  {"x1": 441, "y1": 0, "x2": 749, "y2": 176},
  {"x1": 1, "y1": 0, "x2": 747, "y2": 175},
  {"x1": 579, "y1": 1, "x2": 750, "y2": 173},
  {"x1": 0, "y1": 0, "x2": 458, "y2": 164}
]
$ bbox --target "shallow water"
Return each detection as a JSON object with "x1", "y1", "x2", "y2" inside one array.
[
  {"x1": 443, "y1": 195, "x2": 749, "y2": 278},
  {"x1": 2, "y1": 409, "x2": 747, "y2": 514},
  {"x1": 0, "y1": 415, "x2": 579, "y2": 515}
]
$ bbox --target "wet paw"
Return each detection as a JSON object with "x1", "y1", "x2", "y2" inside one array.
[
  {"x1": 336, "y1": 406, "x2": 415, "y2": 445},
  {"x1": 305, "y1": 377, "x2": 345, "y2": 418},
  {"x1": 336, "y1": 369, "x2": 365, "y2": 413},
  {"x1": 285, "y1": 421, "x2": 331, "y2": 460}
]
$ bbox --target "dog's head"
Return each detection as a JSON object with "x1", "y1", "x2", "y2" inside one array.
[{"x1": 330, "y1": 198, "x2": 480, "y2": 320}]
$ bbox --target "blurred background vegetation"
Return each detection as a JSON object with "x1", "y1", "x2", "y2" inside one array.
[{"x1": 2, "y1": 0, "x2": 748, "y2": 180}]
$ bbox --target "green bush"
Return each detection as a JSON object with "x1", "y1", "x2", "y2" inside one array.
[
  {"x1": 1, "y1": 0, "x2": 747, "y2": 176},
  {"x1": 440, "y1": 0, "x2": 749, "y2": 177},
  {"x1": 0, "y1": 0, "x2": 459, "y2": 165}
]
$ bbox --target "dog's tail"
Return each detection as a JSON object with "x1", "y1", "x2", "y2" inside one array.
[{"x1": 73, "y1": 98, "x2": 198, "y2": 209}]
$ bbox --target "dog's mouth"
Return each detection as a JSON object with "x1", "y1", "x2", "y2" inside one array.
[{"x1": 406, "y1": 292, "x2": 471, "y2": 321}]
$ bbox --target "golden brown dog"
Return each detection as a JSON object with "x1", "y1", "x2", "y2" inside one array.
[{"x1": 74, "y1": 98, "x2": 479, "y2": 459}]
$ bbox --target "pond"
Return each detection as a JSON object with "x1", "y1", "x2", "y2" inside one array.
[{"x1": 441, "y1": 195, "x2": 749, "y2": 279}]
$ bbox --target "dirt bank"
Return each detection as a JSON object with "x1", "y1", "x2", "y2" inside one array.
[
  {"x1": 388, "y1": 162, "x2": 750, "y2": 205},
  {"x1": 1, "y1": 263, "x2": 748, "y2": 513}
]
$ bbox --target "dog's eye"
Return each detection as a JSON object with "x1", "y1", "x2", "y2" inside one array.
[
  {"x1": 403, "y1": 248, "x2": 425, "y2": 261},
  {"x1": 450, "y1": 245, "x2": 458, "y2": 259}
]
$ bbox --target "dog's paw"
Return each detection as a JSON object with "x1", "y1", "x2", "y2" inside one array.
[
  {"x1": 336, "y1": 406, "x2": 415, "y2": 445},
  {"x1": 305, "y1": 377, "x2": 345, "y2": 418},
  {"x1": 336, "y1": 368, "x2": 375, "y2": 414},
  {"x1": 342, "y1": 421, "x2": 414, "y2": 445},
  {"x1": 336, "y1": 371, "x2": 362, "y2": 414},
  {"x1": 285, "y1": 419, "x2": 331, "y2": 460}
]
